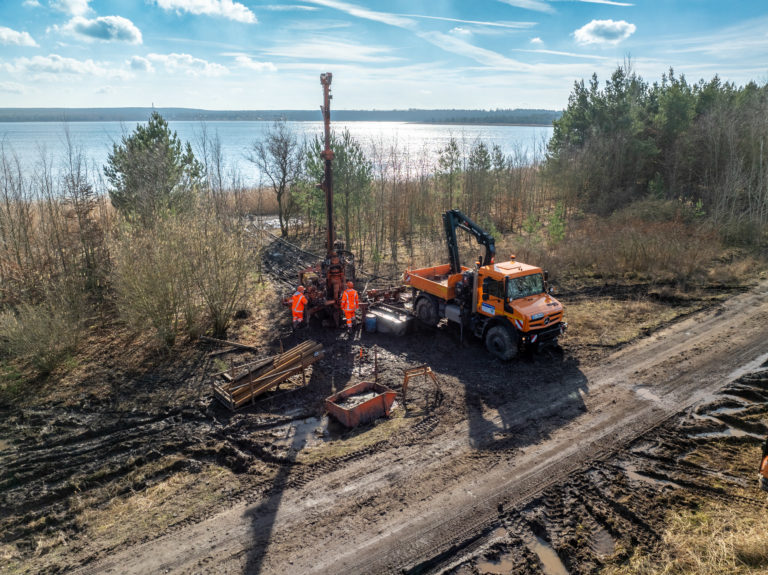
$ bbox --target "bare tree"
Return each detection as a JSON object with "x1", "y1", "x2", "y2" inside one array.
[{"x1": 247, "y1": 119, "x2": 302, "y2": 237}]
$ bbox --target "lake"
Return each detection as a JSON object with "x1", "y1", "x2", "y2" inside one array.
[{"x1": 0, "y1": 121, "x2": 552, "y2": 186}]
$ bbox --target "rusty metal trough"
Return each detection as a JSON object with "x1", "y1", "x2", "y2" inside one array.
[{"x1": 325, "y1": 381, "x2": 397, "y2": 427}]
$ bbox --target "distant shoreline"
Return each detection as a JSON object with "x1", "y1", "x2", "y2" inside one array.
[{"x1": 0, "y1": 107, "x2": 561, "y2": 126}]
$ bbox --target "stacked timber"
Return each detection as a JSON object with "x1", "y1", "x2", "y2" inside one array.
[{"x1": 213, "y1": 340, "x2": 324, "y2": 411}]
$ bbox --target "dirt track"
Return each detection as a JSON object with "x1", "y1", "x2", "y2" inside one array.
[{"x1": 56, "y1": 278, "x2": 768, "y2": 575}]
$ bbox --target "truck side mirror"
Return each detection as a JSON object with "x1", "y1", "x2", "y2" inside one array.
[{"x1": 543, "y1": 270, "x2": 549, "y2": 282}]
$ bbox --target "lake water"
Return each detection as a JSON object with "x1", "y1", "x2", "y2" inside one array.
[{"x1": 0, "y1": 120, "x2": 552, "y2": 186}]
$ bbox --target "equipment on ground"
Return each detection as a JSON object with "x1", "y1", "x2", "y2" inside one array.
[{"x1": 403, "y1": 209, "x2": 566, "y2": 360}]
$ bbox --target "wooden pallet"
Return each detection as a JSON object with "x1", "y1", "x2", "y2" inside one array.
[{"x1": 213, "y1": 340, "x2": 324, "y2": 411}]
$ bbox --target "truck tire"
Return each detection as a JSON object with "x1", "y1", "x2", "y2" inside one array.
[
  {"x1": 415, "y1": 296, "x2": 439, "y2": 327},
  {"x1": 485, "y1": 325, "x2": 517, "y2": 361}
]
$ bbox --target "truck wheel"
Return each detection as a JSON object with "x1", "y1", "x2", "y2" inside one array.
[
  {"x1": 485, "y1": 325, "x2": 517, "y2": 360},
  {"x1": 415, "y1": 296, "x2": 439, "y2": 327}
]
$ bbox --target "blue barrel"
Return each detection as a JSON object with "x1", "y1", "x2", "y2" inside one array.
[{"x1": 365, "y1": 315, "x2": 377, "y2": 333}]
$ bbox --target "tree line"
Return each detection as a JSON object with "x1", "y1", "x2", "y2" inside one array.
[{"x1": 546, "y1": 62, "x2": 768, "y2": 244}]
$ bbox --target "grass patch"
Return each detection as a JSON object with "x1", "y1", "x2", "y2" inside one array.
[
  {"x1": 0, "y1": 362, "x2": 26, "y2": 404},
  {"x1": 601, "y1": 434, "x2": 768, "y2": 574},
  {"x1": 14, "y1": 461, "x2": 236, "y2": 573},
  {"x1": 603, "y1": 498, "x2": 768, "y2": 575},
  {"x1": 564, "y1": 296, "x2": 691, "y2": 348}
]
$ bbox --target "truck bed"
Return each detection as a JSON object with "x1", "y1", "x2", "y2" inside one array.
[{"x1": 403, "y1": 263, "x2": 469, "y2": 301}]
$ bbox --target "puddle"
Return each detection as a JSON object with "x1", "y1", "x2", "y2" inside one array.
[
  {"x1": 718, "y1": 393, "x2": 757, "y2": 404},
  {"x1": 270, "y1": 417, "x2": 331, "y2": 449},
  {"x1": 709, "y1": 405, "x2": 749, "y2": 416},
  {"x1": 623, "y1": 464, "x2": 681, "y2": 488},
  {"x1": 526, "y1": 535, "x2": 569, "y2": 575},
  {"x1": 476, "y1": 550, "x2": 516, "y2": 574},
  {"x1": 592, "y1": 524, "x2": 615, "y2": 557},
  {"x1": 476, "y1": 528, "x2": 569, "y2": 575},
  {"x1": 634, "y1": 387, "x2": 661, "y2": 403},
  {"x1": 689, "y1": 427, "x2": 763, "y2": 440}
]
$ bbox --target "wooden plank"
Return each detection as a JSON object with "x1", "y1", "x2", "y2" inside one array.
[{"x1": 215, "y1": 340, "x2": 324, "y2": 409}]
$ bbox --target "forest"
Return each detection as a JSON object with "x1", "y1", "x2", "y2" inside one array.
[{"x1": 0, "y1": 64, "x2": 767, "y2": 373}]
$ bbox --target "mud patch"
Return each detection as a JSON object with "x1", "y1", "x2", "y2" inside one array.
[{"x1": 452, "y1": 367, "x2": 768, "y2": 575}]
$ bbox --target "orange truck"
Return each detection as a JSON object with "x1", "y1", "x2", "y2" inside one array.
[{"x1": 403, "y1": 210, "x2": 566, "y2": 360}]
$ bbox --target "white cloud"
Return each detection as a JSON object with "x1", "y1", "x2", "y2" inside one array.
[
  {"x1": 398, "y1": 14, "x2": 535, "y2": 29},
  {"x1": 23, "y1": 0, "x2": 42, "y2": 7},
  {"x1": 59, "y1": 16, "x2": 142, "y2": 44},
  {"x1": 147, "y1": 53, "x2": 229, "y2": 76},
  {"x1": 418, "y1": 31, "x2": 531, "y2": 70},
  {"x1": 516, "y1": 48, "x2": 612, "y2": 60},
  {"x1": 0, "y1": 81, "x2": 26, "y2": 94},
  {"x1": 0, "y1": 26, "x2": 38, "y2": 47},
  {"x1": 579, "y1": 0, "x2": 633, "y2": 6},
  {"x1": 264, "y1": 39, "x2": 401, "y2": 63},
  {"x1": 129, "y1": 56, "x2": 154, "y2": 72},
  {"x1": 234, "y1": 55, "x2": 277, "y2": 72},
  {"x1": 262, "y1": 4, "x2": 319, "y2": 10},
  {"x1": 530, "y1": 36, "x2": 543, "y2": 45},
  {"x1": 497, "y1": 0, "x2": 554, "y2": 14},
  {"x1": 51, "y1": 0, "x2": 92, "y2": 17},
  {"x1": 154, "y1": 0, "x2": 257, "y2": 23},
  {"x1": 574, "y1": 19, "x2": 636, "y2": 45},
  {"x1": 301, "y1": 0, "x2": 414, "y2": 28},
  {"x1": 9, "y1": 54, "x2": 121, "y2": 77},
  {"x1": 450, "y1": 27, "x2": 471, "y2": 37}
]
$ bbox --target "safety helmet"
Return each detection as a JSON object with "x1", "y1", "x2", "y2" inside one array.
[
  {"x1": 347, "y1": 281, "x2": 354, "y2": 288},
  {"x1": 297, "y1": 285, "x2": 305, "y2": 292}
]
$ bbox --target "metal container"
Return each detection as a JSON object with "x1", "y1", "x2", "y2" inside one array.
[{"x1": 325, "y1": 381, "x2": 397, "y2": 427}]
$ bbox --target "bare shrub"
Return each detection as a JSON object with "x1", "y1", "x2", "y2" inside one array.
[
  {"x1": 112, "y1": 221, "x2": 186, "y2": 348},
  {"x1": 0, "y1": 283, "x2": 84, "y2": 374},
  {"x1": 179, "y1": 209, "x2": 253, "y2": 338}
]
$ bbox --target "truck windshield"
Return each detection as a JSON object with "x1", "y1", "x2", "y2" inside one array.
[{"x1": 506, "y1": 274, "x2": 544, "y2": 300}]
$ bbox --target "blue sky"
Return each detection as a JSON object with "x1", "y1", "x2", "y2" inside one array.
[{"x1": 0, "y1": 0, "x2": 766, "y2": 111}]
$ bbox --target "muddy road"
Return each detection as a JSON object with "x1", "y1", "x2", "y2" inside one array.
[{"x1": 39, "y1": 278, "x2": 766, "y2": 575}]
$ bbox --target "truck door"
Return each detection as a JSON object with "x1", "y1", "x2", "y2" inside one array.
[{"x1": 480, "y1": 277, "x2": 505, "y2": 317}]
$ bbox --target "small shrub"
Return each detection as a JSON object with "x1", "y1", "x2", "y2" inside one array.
[{"x1": 0, "y1": 299, "x2": 82, "y2": 375}]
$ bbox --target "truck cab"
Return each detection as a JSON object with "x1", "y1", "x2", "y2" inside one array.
[{"x1": 475, "y1": 260, "x2": 565, "y2": 356}]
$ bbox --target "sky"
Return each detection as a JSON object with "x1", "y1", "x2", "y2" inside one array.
[{"x1": 0, "y1": 0, "x2": 767, "y2": 111}]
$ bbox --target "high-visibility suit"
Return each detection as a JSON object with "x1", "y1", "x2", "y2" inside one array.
[
  {"x1": 292, "y1": 290, "x2": 308, "y2": 328},
  {"x1": 760, "y1": 435, "x2": 768, "y2": 492},
  {"x1": 340, "y1": 286, "x2": 359, "y2": 329}
]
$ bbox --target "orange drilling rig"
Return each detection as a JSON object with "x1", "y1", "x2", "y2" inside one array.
[{"x1": 295, "y1": 73, "x2": 356, "y2": 327}]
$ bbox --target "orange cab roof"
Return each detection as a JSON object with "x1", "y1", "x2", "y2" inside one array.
[{"x1": 481, "y1": 260, "x2": 541, "y2": 279}]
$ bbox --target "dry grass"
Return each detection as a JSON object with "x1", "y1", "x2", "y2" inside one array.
[
  {"x1": 602, "y1": 441, "x2": 768, "y2": 575},
  {"x1": 603, "y1": 498, "x2": 768, "y2": 575},
  {"x1": 9, "y1": 461, "x2": 238, "y2": 574},
  {"x1": 564, "y1": 296, "x2": 689, "y2": 348}
]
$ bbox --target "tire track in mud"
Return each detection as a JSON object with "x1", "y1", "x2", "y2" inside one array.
[{"x1": 446, "y1": 367, "x2": 768, "y2": 575}]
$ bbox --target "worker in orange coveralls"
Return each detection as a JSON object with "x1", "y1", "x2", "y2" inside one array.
[
  {"x1": 291, "y1": 285, "x2": 308, "y2": 330},
  {"x1": 760, "y1": 435, "x2": 768, "y2": 491},
  {"x1": 340, "y1": 281, "x2": 359, "y2": 332}
]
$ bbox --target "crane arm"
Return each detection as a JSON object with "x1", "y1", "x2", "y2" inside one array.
[{"x1": 442, "y1": 209, "x2": 496, "y2": 274}]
